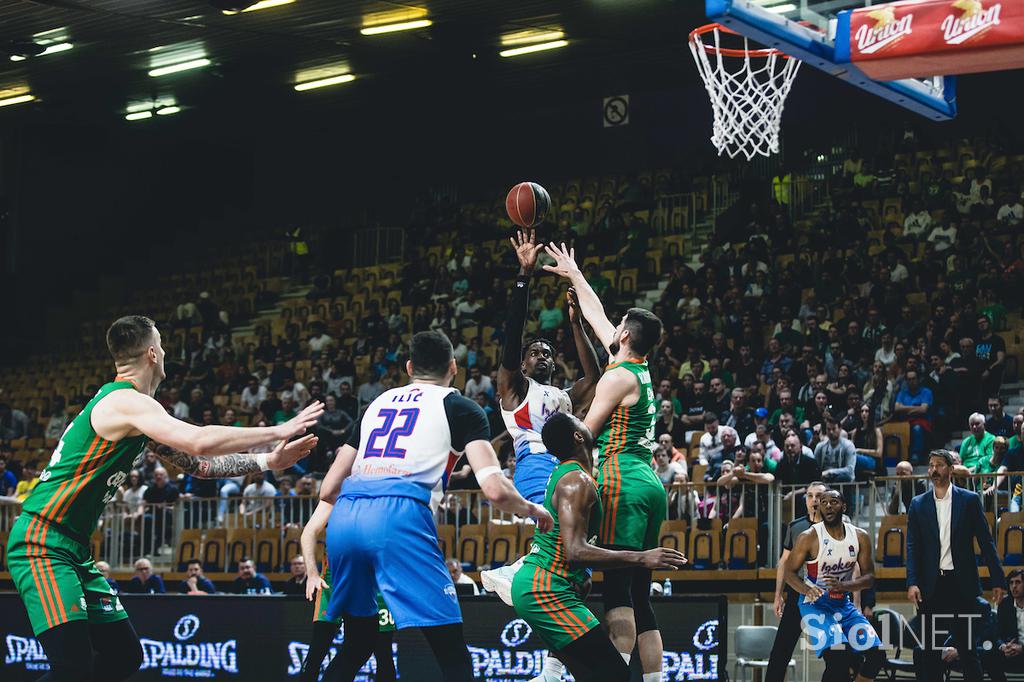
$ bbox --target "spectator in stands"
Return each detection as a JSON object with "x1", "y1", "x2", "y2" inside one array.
[
  {"x1": 15, "y1": 459, "x2": 40, "y2": 502},
  {"x1": 122, "y1": 558, "x2": 166, "y2": 594},
  {"x1": 894, "y1": 370, "x2": 932, "y2": 464},
  {"x1": 166, "y1": 387, "x2": 189, "y2": 420},
  {"x1": 139, "y1": 448, "x2": 159, "y2": 486},
  {"x1": 705, "y1": 427, "x2": 740, "y2": 481},
  {"x1": 306, "y1": 322, "x2": 334, "y2": 361},
  {"x1": 996, "y1": 193, "x2": 1023, "y2": 228},
  {"x1": 988, "y1": 397, "x2": 1014, "y2": 439},
  {"x1": 316, "y1": 394, "x2": 353, "y2": 456},
  {"x1": 361, "y1": 300, "x2": 387, "y2": 345},
  {"x1": 232, "y1": 557, "x2": 273, "y2": 594},
  {"x1": 976, "y1": 314, "x2": 1006, "y2": 400},
  {"x1": 273, "y1": 395, "x2": 297, "y2": 425},
  {"x1": 814, "y1": 419, "x2": 856, "y2": 484},
  {"x1": 144, "y1": 467, "x2": 179, "y2": 549},
  {"x1": 240, "y1": 376, "x2": 268, "y2": 417},
  {"x1": 0, "y1": 402, "x2": 31, "y2": 440},
  {"x1": 760, "y1": 338, "x2": 792, "y2": 382},
  {"x1": 464, "y1": 365, "x2": 493, "y2": 401},
  {"x1": 323, "y1": 352, "x2": 356, "y2": 398},
  {"x1": 655, "y1": 399, "x2": 686, "y2": 448},
  {"x1": 95, "y1": 560, "x2": 119, "y2": 594},
  {"x1": 851, "y1": 404, "x2": 885, "y2": 478},
  {"x1": 120, "y1": 468, "x2": 147, "y2": 523},
  {"x1": 705, "y1": 377, "x2": 730, "y2": 418},
  {"x1": 983, "y1": 568, "x2": 1024, "y2": 681},
  {"x1": 711, "y1": 461, "x2": 744, "y2": 519},
  {"x1": 698, "y1": 412, "x2": 724, "y2": 466},
  {"x1": 537, "y1": 294, "x2": 564, "y2": 334},
  {"x1": 44, "y1": 398, "x2": 68, "y2": 442},
  {"x1": 357, "y1": 370, "x2": 385, "y2": 411},
  {"x1": 887, "y1": 461, "x2": 927, "y2": 514},
  {"x1": 282, "y1": 555, "x2": 308, "y2": 596},
  {"x1": 769, "y1": 389, "x2": 803, "y2": 428},
  {"x1": 903, "y1": 200, "x2": 932, "y2": 241},
  {"x1": 722, "y1": 388, "x2": 756, "y2": 440},
  {"x1": 0, "y1": 453, "x2": 17, "y2": 497},
  {"x1": 179, "y1": 559, "x2": 216, "y2": 595},
  {"x1": 335, "y1": 381, "x2": 359, "y2": 423},
  {"x1": 240, "y1": 471, "x2": 277, "y2": 519},
  {"x1": 961, "y1": 412, "x2": 996, "y2": 474},
  {"x1": 927, "y1": 220, "x2": 957, "y2": 252},
  {"x1": 657, "y1": 432, "x2": 687, "y2": 465},
  {"x1": 653, "y1": 445, "x2": 687, "y2": 486},
  {"x1": 446, "y1": 558, "x2": 480, "y2": 595}
]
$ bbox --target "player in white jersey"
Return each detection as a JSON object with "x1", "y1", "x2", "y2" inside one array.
[
  {"x1": 482, "y1": 229, "x2": 601, "y2": 682},
  {"x1": 783, "y1": 490, "x2": 884, "y2": 682},
  {"x1": 318, "y1": 331, "x2": 553, "y2": 682}
]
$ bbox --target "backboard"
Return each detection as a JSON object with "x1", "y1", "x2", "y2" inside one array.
[{"x1": 706, "y1": 0, "x2": 958, "y2": 120}]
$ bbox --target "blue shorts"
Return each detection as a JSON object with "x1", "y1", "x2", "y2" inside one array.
[
  {"x1": 513, "y1": 451, "x2": 559, "y2": 503},
  {"x1": 798, "y1": 597, "x2": 882, "y2": 658},
  {"x1": 326, "y1": 494, "x2": 461, "y2": 629}
]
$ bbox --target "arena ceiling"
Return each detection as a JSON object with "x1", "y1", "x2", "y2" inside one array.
[{"x1": 0, "y1": 0, "x2": 699, "y2": 118}]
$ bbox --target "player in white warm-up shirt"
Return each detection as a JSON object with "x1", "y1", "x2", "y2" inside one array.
[
  {"x1": 317, "y1": 331, "x2": 551, "y2": 682},
  {"x1": 783, "y1": 490, "x2": 883, "y2": 682}
]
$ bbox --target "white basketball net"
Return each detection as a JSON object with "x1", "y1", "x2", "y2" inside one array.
[{"x1": 689, "y1": 25, "x2": 802, "y2": 160}]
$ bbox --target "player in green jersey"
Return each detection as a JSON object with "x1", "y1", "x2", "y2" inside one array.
[
  {"x1": 543, "y1": 243, "x2": 669, "y2": 682},
  {"x1": 7, "y1": 315, "x2": 322, "y2": 681},
  {"x1": 511, "y1": 412, "x2": 685, "y2": 681},
  {"x1": 299, "y1": 494, "x2": 397, "y2": 682}
]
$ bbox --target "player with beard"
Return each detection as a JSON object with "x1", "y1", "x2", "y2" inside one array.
[
  {"x1": 480, "y1": 229, "x2": 600, "y2": 682},
  {"x1": 783, "y1": 490, "x2": 884, "y2": 682},
  {"x1": 543, "y1": 242, "x2": 667, "y2": 682}
]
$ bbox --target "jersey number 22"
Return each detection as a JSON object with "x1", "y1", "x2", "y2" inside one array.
[{"x1": 365, "y1": 408, "x2": 420, "y2": 459}]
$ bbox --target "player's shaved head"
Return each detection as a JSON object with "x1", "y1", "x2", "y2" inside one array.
[
  {"x1": 106, "y1": 315, "x2": 157, "y2": 364},
  {"x1": 542, "y1": 412, "x2": 593, "y2": 462}
]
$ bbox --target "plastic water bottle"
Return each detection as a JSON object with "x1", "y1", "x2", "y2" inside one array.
[{"x1": 662, "y1": 578, "x2": 672, "y2": 596}]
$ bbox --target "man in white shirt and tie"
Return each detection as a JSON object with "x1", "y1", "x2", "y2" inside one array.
[{"x1": 907, "y1": 449, "x2": 1005, "y2": 682}]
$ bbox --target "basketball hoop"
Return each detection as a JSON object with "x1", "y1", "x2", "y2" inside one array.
[{"x1": 688, "y1": 23, "x2": 802, "y2": 161}]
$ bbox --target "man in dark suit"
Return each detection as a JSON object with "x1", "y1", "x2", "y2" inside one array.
[
  {"x1": 907, "y1": 449, "x2": 1006, "y2": 682},
  {"x1": 984, "y1": 568, "x2": 1024, "y2": 682}
]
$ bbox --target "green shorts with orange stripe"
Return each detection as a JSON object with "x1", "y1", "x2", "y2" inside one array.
[
  {"x1": 511, "y1": 563, "x2": 600, "y2": 651},
  {"x1": 6, "y1": 513, "x2": 128, "y2": 636},
  {"x1": 314, "y1": 560, "x2": 395, "y2": 632},
  {"x1": 596, "y1": 458, "x2": 667, "y2": 550}
]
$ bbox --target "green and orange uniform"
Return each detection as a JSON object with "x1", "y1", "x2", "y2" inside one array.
[
  {"x1": 7, "y1": 380, "x2": 146, "y2": 635},
  {"x1": 510, "y1": 460, "x2": 603, "y2": 650},
  {"x1": 595, "y1": 358, "x2": 665, "y2": 551}
]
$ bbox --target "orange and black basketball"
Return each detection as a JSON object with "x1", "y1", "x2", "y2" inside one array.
[{"x1": 505, "y1": 181, "x2": 550, "y2": 228}]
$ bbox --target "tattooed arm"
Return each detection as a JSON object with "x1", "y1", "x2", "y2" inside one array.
[{"x1": 152, "y1": 433, "x2": 319, "y2": 479}]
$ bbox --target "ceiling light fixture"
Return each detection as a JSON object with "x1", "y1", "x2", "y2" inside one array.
[
  {"x1": 500, "y1": 30, "x2": 564, "y2": 47},
  {"x1": 0, "y1": 93, "x2": 34, "y2": 107},
  {"x1": 294, "y1": 73, "x2": 355, "y2": 91},
  {"x1": 499, "y1": 40, "x2": 569, "y2": 58},
  {"x1": 360, "y1": 19, "x2": 432, "y2": 36},
  {"x1": 125, "y1": 110, "x2": 153, "y2": 121},
  {"x1": 148, "y1": 57, "x2": 211, "y2": 77},
  {"x1": 156, "y1": 105, "x2": 181, "y2": 115},
  {"x1": 222, "y1": 0, "x2": 295, "y2": 14},
  {"x1": 10, "y1": 42, "x2": 73, "y2": 62}
]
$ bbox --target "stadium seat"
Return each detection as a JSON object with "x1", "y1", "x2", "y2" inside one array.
[
  {"x1": 882, "y1": 422, "x2": 910, "y2": 463},
  {"x1": 734, "y1": 626, "x2": 785, "y2": 681},
  {"x1": 226, "y1": 527, "x2": 254, "y2": 573},
  {"x1": 281, "y1": 527, "x2": 301, "y2": 572},
  {"x1": 998, "y1": 512, "x2": 1024, "y2": 565},
  {"x1": 202, "y1": 528, "x2": 227, "y2": 573},
  {"x1": 437, "y1": 524, "x2": 457, "y2": 559},
  {"x1": 875, "y1": 515, "x2": 908, "y2": 568},
  {"x1": 659, "y1": 520, "x2": 688, "y2": 553},
  {"x1": 485, "y1": 522, "x2": 519, "y2": 569},
  {"x1": 688, "y1": 518, "x2": 722, "y2": 570},
  {"x1": 516, "y1": 525, "x2": 535, "y2": 557},
  {"x1": 253, "y1": 528, "x2": 281, "y2": 574},
  {"x1": 457, "y1": 524, "x2": 487, "y2": 570},
  {"x1": 175, "y1": 529, "x2": 203, "y2": 571},
  {"x1": 724, "y1": 518, "x2": 757, "y2": 569}
]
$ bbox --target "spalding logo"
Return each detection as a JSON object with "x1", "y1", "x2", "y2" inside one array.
[{"x1": 500, "y1": 619, "x2": 534, "y2": 647}]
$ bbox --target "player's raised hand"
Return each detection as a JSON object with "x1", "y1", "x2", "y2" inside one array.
[
  {"x1": 639, "y1": 547, "x2": 688, "y2": 570},
  {"x1": 510, "y1": 228, "x2": 543, "y2": 274},
  {"x1": 305, "y1": 566, "x2": 329, "y2": 602},
  {"x1": 566, "y1": 287, "x2": 581, "y2": 324},
  {"x1": 529, "y1": 503, "x2": 554, "y2": 532},
  {"x1": 277, "y1": 401, "x2": 325, "y2": 439},
  {"x1": 266, "y1": 434, "x2": 319, "y2": 470},
  {"x1": 542, "y1": 242, "x2": 581, "y2": 279}
]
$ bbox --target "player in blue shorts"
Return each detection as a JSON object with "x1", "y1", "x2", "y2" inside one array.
[
  {"x1": 783, "y1": 489, "x2": 884, "y2": 682},
  {"x1": 482, "y1": 229, "x2": 600, "y2": 682},
  {"x1": 315, "y1": 330, "x2": 552, "y2": 682}
]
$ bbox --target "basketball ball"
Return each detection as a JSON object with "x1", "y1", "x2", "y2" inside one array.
[{"x1": 505, "y1": 182, "x2": 550, "y2": 228}]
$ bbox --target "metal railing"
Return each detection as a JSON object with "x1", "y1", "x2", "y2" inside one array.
[{"x1": 2, "y1": 472, "x2": 1022, "y2": 573}]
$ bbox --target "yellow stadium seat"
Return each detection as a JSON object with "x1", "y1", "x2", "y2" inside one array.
[{"x1": 175, "y1": 529, "x2": 203, "y2": 571}]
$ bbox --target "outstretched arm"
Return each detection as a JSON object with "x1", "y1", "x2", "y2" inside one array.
[
  {"x1": 565, "y1": 287, "x2": 602, "y2": 413},
  {"x1": 543, "y1": 243, "x2": 616, "y2": 351},
  {"x1": 558, "y1": 470, "x2": 686, "y2": 570},
  {"x1": 153, "y1": 434, "x2": 319, "y2": 478},
  {"x1": 301, "y1": 500, "x2": 333, "y2": 601},
  {"x1": 498, "y1": 229, "x2": 542, "y2": 408},
  {"x1": 582, "y1": 368, "x2": 634, "y2": 438}
]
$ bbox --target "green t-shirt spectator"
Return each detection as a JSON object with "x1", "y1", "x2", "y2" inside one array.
[
  {"x1": 960, "y1": 431, "x2": 995, "y2": 473},
  {"x1": 587, "y1": 273, "x2": 612, "y2": 298},
  {"x1": 273, "y1": 408, "x2": 296, "y2": 425},
  {"x1": 769, "y1": 406, "x2": 805, "y2": 426},
  {"x1": 538, "y1": 306, "x2": 564, "y2": 331}
]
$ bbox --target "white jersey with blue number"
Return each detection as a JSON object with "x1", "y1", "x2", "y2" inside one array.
[
  {"x1": 500, "y1": 377, "x2": 572, "y2": 460},
  {"x1": 804, "y1": 521, "x2": 860, "y2": 602},
  {"x1": 347, "y1": 383, "x2": 461, "y2": 503}
]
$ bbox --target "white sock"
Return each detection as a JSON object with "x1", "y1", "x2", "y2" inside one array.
[
  {"x1": 543, "y1": 657, "x2": 565, "y2": 676},
  {"x1": 620, "y1": 652, "x2": 631, "y2": 666},
  {"x1": 642, "y1": 673, "x2": 662, "y2": 682}
]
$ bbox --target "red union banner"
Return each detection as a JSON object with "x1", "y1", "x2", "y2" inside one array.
[{"x1": 845, "y1": 0, "x2": 1024, "y2": 79}]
